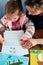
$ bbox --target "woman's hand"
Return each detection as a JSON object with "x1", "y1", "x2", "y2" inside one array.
[
  {"x1": 20, "y1": 39, "x2": 33, "y2": 49},
  {"x1": 20, "y1": 35, "x2": 33, "y2": 49},
  {"x1": 20, "y1": 38, "x2": 39, "y2": 49},
  {"x1": 0, "y1": 35, "x2": 4, "y2": 44}
]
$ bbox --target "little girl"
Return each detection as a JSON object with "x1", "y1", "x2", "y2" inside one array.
[{"x1": 0, "y1": 1, "x2": 35, "y2": 45}]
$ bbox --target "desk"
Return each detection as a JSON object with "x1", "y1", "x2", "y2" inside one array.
[
  {"x1": 0, "y1": 29, "x2": 43, "y2": 51},
  {"x1": 0, "y1": 29, "x2": 43, "y2": 65},
  {"x1": 33, "y1": 29, "x2": 43, "y2": 38}
]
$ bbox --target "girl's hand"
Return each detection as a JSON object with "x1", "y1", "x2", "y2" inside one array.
[
  {"x1": 20, "y1": 39, "x2": 33, "y2": 49},
  {"x1": 20, "y1": 35, "x2": 33, "y2": 49},
  {"x1": 0, "y1": 35, "x2": 4, "y2": 44},
  {"x1": 20, "y1": 38, "x2": 39, "y2": 49},
  {"x1": 20, "y1": 34, "x2": 29, "y2": 41}
]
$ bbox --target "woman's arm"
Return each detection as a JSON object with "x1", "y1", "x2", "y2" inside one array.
[
  {"x1": 20, "y1": 39, "x2": 43, "y2": 49},
  {"x1": 35, "y1": 39, "x2": 43, "y2": 45}
]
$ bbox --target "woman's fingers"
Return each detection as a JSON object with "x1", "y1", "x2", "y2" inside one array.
[
  {"x1": 20, "y1": 39, "x2": 39, "y2": 49},
  {"x1": 20, "y1": 40, "x2": 33, "y2": 49},
  {"x1": 29, "y1": 39, "x2": 38, "y2": 46},
  {"x1": 23, "y1": 40, "x2": 33, "y2": 49}
]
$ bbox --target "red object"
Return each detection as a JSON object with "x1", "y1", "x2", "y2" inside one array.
[{"x1": 12, "y1": 17, "x2": 21, "y2": 30}]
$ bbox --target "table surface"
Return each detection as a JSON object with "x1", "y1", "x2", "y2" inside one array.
[{"x1": 0, "y1": 29, "x2": 43, "y2": 65}]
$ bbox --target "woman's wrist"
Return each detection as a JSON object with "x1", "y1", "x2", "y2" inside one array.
[{"x1": 36, "y1": 39, "x2": 43, "y2": 45}]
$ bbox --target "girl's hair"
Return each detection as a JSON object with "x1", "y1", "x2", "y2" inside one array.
[
  {"x1": 10, "y1": 0, "x2": 23, "y2": 11},
  {"x1": 5, "y1": 1, "x2": 23, "y2": 14},
  {"x1": 25, "y1": 0, "x2": 43, "y2": 9}
]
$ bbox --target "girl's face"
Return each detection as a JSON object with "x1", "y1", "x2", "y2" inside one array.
[
  {"x1": 26, "y1": 5, "x2": 43, "y2": 15},
  {"x1": 6, "y1": 9, "x2": 19, "y2": 21}
]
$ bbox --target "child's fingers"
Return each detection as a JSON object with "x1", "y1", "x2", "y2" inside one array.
[
  {"x1": 20, "y1": 39, "x2": 28, "y2": 45},
  {"x1": 3, "y1": 38, "x2": 5, "y2": 42},
  {"x1": 22, "y1": 43, "x2": 33, "y2": 49},
  {"x1": 21, "y1": 40, "x2": 33, "y2": 49},
  {"x1": 1, "y1": 38, "x2": 4, "y2": 44},
  {"x1": 0, "y1": 37, "x2": 5, "y2": 44}
]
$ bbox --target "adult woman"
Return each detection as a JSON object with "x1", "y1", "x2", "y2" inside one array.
[
  {"x1": 21, "y1": 0, "x2": 43, "y2": 49},
  {"x1": 26, "y1": 0, "x2": 43, "y2": 48},
  {"x1": 26, "y1": 0, "x2": 43, "y2": 30}
]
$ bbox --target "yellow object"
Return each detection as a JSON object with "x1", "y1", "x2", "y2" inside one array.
[{"x1": 30, "y1": 50, "x2": 43, "y2": 65}]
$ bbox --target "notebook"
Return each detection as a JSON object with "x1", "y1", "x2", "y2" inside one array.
[
  {"x1": 30, "y1": 50, "x2": 43, "y2": 65},
  {"x1": 0, "y1": 52, "x2": 29, "y2": 65},
  {"x1": 2, "y1": 30, "x2": 29, "y2": 56}
]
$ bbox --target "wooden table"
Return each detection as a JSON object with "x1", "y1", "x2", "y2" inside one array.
[
  {"x1": 0, "y1": 29, "x2": 43, "y2": 65},
  {"x1": 25, "y1": 29, "x2": 43, "y2": 65},
  {"x1": 0, "y1": 29, "x2": 43, "y2": 50},
  {"x1": 33, "y1": 29, "x2": 43, "y2": 38}
]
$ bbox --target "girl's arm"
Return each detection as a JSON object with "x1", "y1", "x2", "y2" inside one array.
[
  {"x1": 20, "y1": 17, "x2": 35, "y2": 49},
  {"x1": 0, "y1": 16, "x2": 7, "y2": 44},
  {"x1": 24, "y1": 20, "x2": 35, "y2": 38},
  {"x1": 21, "y1": 19, "x2": 35, "y2": 41},
  {"x1": 0, "y1": 15, "x2": 8, "y2": 30},
  {"x1": 0, "y1": 15, "x2": 12, "y2": 30}
]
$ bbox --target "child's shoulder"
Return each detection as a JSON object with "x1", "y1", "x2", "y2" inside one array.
[
  {"x1": 20, "y1": 13, "x2": 27, "y2": 18},
  {"x1": 20, "y1": 13, "x2": 28, "y2": 21}
]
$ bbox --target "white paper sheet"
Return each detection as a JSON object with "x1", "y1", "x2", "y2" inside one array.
[{"x1": 2, "y1": 30, "x2": 29, "y2": 56}]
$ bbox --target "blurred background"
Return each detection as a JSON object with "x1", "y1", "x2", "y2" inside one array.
[{"x1": 0, "y1": 0, "x2": 9, "y2": 18}]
